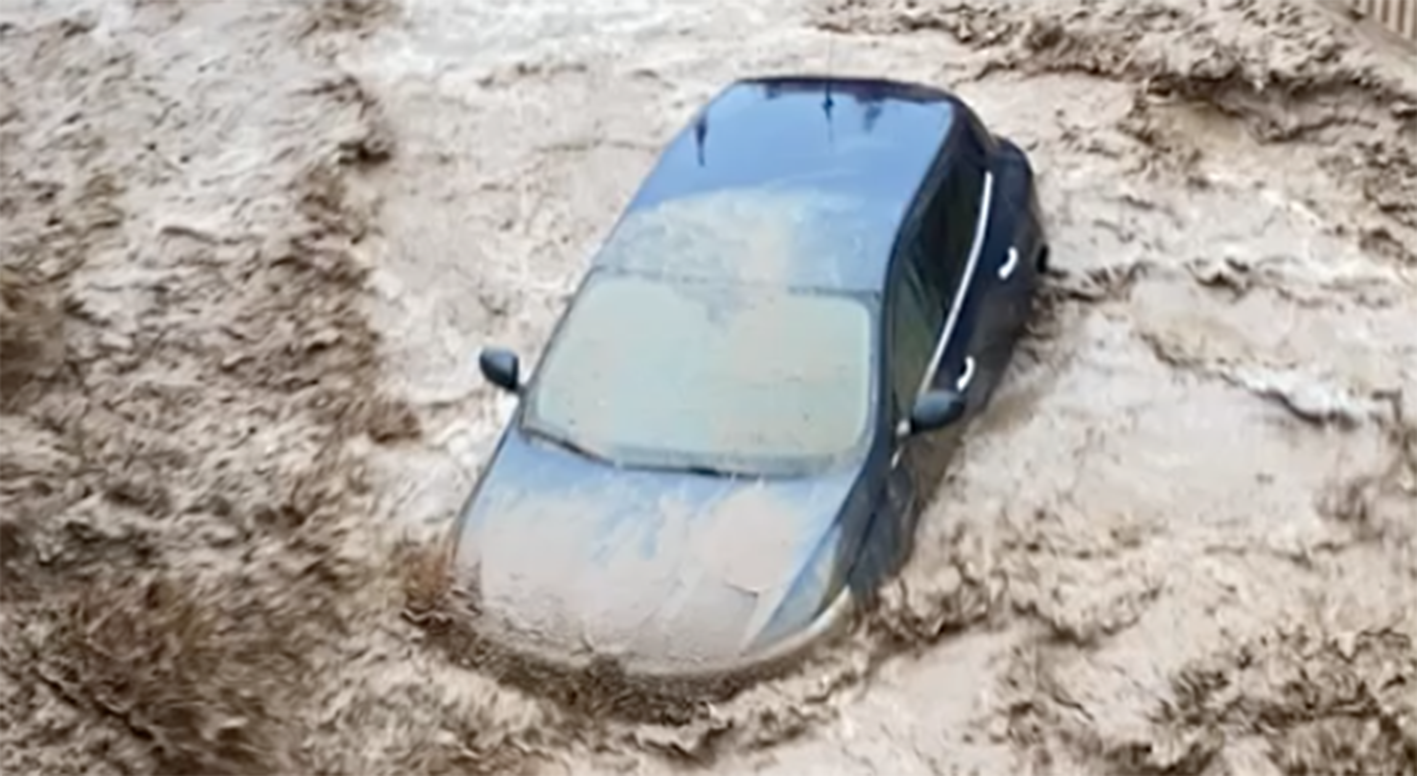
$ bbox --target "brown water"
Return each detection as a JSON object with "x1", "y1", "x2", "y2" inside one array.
[{"x1": 1, "y1": 0, "x2": 1414, "y2": 774}]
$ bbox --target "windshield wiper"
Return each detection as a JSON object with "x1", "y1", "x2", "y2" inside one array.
[
  {"x1": 679, "y1": 464, "x2": 742, "y2": 479},
  {"x1": 622, "y1": 458, "x2": 744, "y2": 479},
  {"x1": 523, "y1": 426, "x2": 615, "y2": 465},
  {"x1": 524, "y1": 426, "x2": 757, "y2": 479}
]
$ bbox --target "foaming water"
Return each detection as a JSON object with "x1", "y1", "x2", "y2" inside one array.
[{"x1": 350, "y1": 0, "x2": 1417, "y2": 772}]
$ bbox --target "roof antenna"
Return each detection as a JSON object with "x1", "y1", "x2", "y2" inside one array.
[
  {"x1": 693, "y1": 111, "x2": 708, "y2": 167},
  {"x1": 823, "y1": 29, "x2": 835, "y2": 146}
]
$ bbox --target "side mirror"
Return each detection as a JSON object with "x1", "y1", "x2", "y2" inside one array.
[
  {"x1": 907, "y1": 390, "x2": 966, "y2": 436},
  {"x1": 478, "y1": 347, "x2": 521, "y2": 393}
]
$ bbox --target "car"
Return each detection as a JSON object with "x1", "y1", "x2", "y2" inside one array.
[{"x1": 446, "y1": 75, "x2": 1048, "y2": 680}]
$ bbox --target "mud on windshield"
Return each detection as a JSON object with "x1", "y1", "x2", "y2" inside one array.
[{"x1": 520, "y1": 269, "x2": 879, "y2": 478}]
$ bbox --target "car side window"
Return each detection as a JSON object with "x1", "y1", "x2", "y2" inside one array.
[
  {"x1": 888, "y1": 144, "x2": 988, "y2": 421},
  {"x1": 919, "y1": 152, "x2": 985, "y2": 297},
  {"x1": 888, "y1": 260, "x2": 938, "y2": 419}
]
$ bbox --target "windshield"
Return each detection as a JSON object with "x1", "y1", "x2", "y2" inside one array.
[{"x1": 522, "y1": 271, "x2": 877, "y2": 476}]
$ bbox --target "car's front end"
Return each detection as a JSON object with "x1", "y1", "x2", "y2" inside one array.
[{"x1": 442, "y1": 418, "x2": 871, "y2": 684}]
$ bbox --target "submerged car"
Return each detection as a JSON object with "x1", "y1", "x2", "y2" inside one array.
[{"x1": 448, "y1": 76, "x2": 1048, "y2": 679}]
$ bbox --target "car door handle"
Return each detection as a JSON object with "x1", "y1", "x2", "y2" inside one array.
[
  {"x1": 956, "y1": 356, "x2": 975, "y2": 391},
  {"x1": 998, "y1": 246, "x2": 1019, "y2": 280}
]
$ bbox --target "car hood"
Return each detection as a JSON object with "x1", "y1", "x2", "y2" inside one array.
[{"x1": 452, "y1": 428, "x2": 860, "y2": 674}]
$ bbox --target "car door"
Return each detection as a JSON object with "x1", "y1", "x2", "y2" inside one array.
[{"x1": 972, "y1": 146, "x2": 1043, "y2": 401}]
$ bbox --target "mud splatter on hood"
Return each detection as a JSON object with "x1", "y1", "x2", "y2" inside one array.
[{"x1": 451, "y1": 427, "x2": 860, "y2": 673}]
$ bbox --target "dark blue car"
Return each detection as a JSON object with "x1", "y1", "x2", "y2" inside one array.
[{"x1": 448, "y1": 76, "x2": 1048, "y2": 679}]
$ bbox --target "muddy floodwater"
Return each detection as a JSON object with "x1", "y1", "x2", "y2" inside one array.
[{"x1": 1, "y1": 0, "x2": 1415, "y2": 774}]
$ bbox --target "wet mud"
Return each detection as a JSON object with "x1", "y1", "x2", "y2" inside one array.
[
  {"x1": 0, "y1": 3, "x2": 504, "y2": 774},
  {"x1": 2, "y1": 0, "x2": 1415, "y2": 775}
]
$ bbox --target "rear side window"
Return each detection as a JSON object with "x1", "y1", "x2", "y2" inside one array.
[{"x1": 920, "y1": 152, "x2": 985, "y2": 289}]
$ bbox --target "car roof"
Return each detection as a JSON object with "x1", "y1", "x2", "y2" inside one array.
[{"x1": 592, "y1": 76, "x2": 964, "y2": 293}]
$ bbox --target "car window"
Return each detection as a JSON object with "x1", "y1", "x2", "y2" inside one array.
[
  {"x1": 521, "y1": 271, "x2": 877, "y2": 477},
  {"x1": 918, "y1": 151, "x2": 985, "y2": 297},
  {"x1": 884, "y1": 149, "x2": 986, "y2": 417},
  {"x1": 888, "y1": 260, "x2": 938, "y2": 418}
]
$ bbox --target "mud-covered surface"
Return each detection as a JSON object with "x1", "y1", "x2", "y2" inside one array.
[
  {"x1": 0, "y1": 3, "x2": 528, "y2": 774},
  {"x1": 1, "y1": 0, "x2": 1415, "y2": 775}
]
